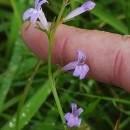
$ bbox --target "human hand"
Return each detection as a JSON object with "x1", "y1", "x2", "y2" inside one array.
[{"x1": 21, "y1": 22, "x2": 130, "y2": 92}]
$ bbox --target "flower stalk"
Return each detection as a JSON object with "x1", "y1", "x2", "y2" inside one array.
[
  {"x1": 47, "y1": 1, "x2": 67, "y2": 130},
  {"x1": 48, "y1": 36, "x2": 66, "y2": 130}
]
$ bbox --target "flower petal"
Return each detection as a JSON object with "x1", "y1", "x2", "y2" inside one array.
[
  {"x1": 71, "y1": 103, "x2": 77, "y2": 113},
  {"x1": 62, "y1": 61, "x2": 77, "y2": 72},
  {"x1": 77, "y1": 50, "x2": 86, "y2": 63},
  {"x1": 30, "y1": 11, "x2": 39, "y2": 23},
  {"x1": 64, "y1": 113, "x2": 71, "y2": 121},
  {"x1": 67, "y1": 114, "x2": 75, "y2": 127},
  {"x1": 81, "y1": 1, "x2": 96, "y2": 11},
  {"x1": 73, "y1": 65, "x2": 81, "y2": 77},
  {"x1": 79, "y1": 64, "x2": 89, "y2": 79},
  {"x1": 64, "y1": 103, "x2": 83, "y2": 127},
  {"x1": 64, "y1": 1, "x2": 96, "y2": 21},
  {"x1": 75, "y1": 108, "x2": 84, "y2": 116},
  {"x1": 39, "y1": 9, "x2": 49, "y2": 30},
  {"x1": 23, "y1": 8, "x2": 35, "y2": 21},
  {"x1": 35, "y1": 0, "x2": 40, "y2": 9},
  {"x1": 74, "y1": 118, "x2": 81, "y2": 126},
  {"x1": 37, "y1": 0, "x2": 48, "y2": 10},
  {"x1": 64, "y1": 7, "x2": 84, "y2": 21}
]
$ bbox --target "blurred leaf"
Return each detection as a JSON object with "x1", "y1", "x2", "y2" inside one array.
[
  {"x1": 2, "y1": 95, "x2": 20, "y2": 111},
  {"x1": 92, "y1": 3, "x2": 128, "y2": 34},
  {"x1": 6, "y1": 0, "x2": 24, "y2": 58},
  {"x1": 10, "y1": 0, "x2": 23, "y2": 27},
  {"x1": 113, "y1": 101, "x2": 130, "y2": 115},
  {"x1": 0, "y1": 22, "x2": 10, "y2": 32},
  {"x1": 0, "y1": 39, "x2": 23, "y2": 113},
  {"x1": 5, "y1": 15, "x2": 20, "y2": 59},
  {"x1": 83, "y1": 99, "x2": 100, "y2": 116},
  {"x1": 0, "y1": 0, "x2": 10, "y2": 6},
  {"x1": 121, "y1": 0, "x2": 130, "y2": 34},
  {"x1": 1, "y1": 80, "x2": 51, "y2": 130},
  {"x1": 16, "y1": 57, "x2": 38, "y2": 76}
]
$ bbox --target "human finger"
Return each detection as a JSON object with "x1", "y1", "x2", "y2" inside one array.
[{"x1": 21, "y1": 21, "x2": 130, "y2": 92}]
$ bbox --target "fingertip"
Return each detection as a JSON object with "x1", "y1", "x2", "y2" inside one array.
[{"x1": 21, "y1": 21, "x2": 49, "y2": 60}]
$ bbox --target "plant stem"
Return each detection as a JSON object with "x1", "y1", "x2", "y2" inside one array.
[
  {"x1": 51, "y1": 1, "x2": 66, "y2": 36},
  {"x1": 16, "y1": 59, "x2": 41, "y2": 130},
  {"x1": 47, "y1": 2, "x2": 67, "y2": 129},
  {"x1": 48, "y1": 36, "x2": 66, "y2": 130},
  {"x1": 46, "y1": 1, "x2": 68, "y2": 129}
]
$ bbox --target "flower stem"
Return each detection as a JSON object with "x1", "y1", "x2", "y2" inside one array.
[
  {"x1": 51, "y1": 1, "x2": 66, "y2": 35},
  {"x1": 48, "y1": 36, "x2": 66, "y2": 130},
  {"x1": 47, "y1": 1, "x2": 67, "y2": 129}
]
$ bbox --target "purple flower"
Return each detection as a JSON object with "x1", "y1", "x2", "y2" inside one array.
[
  {"x1": 62, "y1": 50, "x2": 89, "y2": 80},
  {"x1": 64, "y1": 103, "x2": 83, "y2": 127},
  {"x1": 23, "y1": 0, "x2": 49, "y2": 30},
  {"x1": 64, "y1": 1, "x2": 96, "y2": 21}
]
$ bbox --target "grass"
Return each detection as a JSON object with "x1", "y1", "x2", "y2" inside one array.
[{"x1": 0, "y1": 0, "x2": 130, "y2": 130}]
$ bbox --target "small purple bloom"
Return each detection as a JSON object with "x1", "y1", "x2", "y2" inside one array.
[
  {"x1": 23, "y1": 0, "x2": 49, "y2": 30},
  {"x1": 64, "y1": 103, "x2": 83, "y2": 127},
  {"x1": 62, "y1": 50, "x2": 89, "y2": 80},
  {"x1": 64, "y1": 1, "x2": 96, "y2": 21}
]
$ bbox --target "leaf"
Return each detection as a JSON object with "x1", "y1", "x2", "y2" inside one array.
[
  {"x1": 0, "y1": 0, "x2": 10, "y2": 7},
  {"x1": 83, "y1": 99, "x2": 100, "y2": 116},
  {"x1": 0, "y1": 40, "x2": 23, "y2": 113},
  {"x1": 1, "y1": 80, "x2": 51, "y2": 130},
  {"x1": 91, "y1": 3, "x2": 128, "y2": 34}
]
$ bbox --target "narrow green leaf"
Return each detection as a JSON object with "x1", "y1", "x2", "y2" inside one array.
[
  {"x1": 2, "y1": 95, "x2": 20, "y2": 111},
  {"x1": 0, "y1": 40, "x2": 23, "y2": 113},
  {"x1": 92, "y1": 4, "x2": 128, "y2": 34},
  {"x1": 1, "y1": 80, "x2": 51, "y2": 130}
]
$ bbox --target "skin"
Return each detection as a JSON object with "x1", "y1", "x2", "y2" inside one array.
[{"x1": 21, "y1": 22, "x2": 130, "y2": 92}]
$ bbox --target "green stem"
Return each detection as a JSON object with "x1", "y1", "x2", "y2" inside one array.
[
  {"x1": 51, "y1": 1, "x2": 66, "y2": 36},
  {"x1": 47, "y1": 1, "x2": 67, "y2": 129},
  {"x1": 16, "y1": 59, "x2": 41, "y2": 130},
  {"x1": 48, "y1": 36, "x2": 66, "y2": 130},
  {"x1": 47, "y1": 2, "x2": 67, "y2": 128}
]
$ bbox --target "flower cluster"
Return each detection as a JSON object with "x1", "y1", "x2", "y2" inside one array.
[
  {"x1": 23, "y1": 0, "x2": 96, "y2": 31},
  {"x1": 64, "y1": 103, "x2": 83, "y2": 127},
  {"x1": 23, "y1": 0, "x2": 94, "y2": 78},
  {"x1": 62, "y1": 51, "x2": 89, "y2": 80}
]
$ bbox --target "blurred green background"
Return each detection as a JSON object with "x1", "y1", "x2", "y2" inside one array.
[{"x1": 0, "y1": 0, "x2": 130, "y2": 130}]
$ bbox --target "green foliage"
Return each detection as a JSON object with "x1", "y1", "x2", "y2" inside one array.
[
  {"x1": 0, "y1": 0, "x2": 130, "y2": 130},
  {"x1": 1, "y1": 80, "x2": 51, "y2": 130}
]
